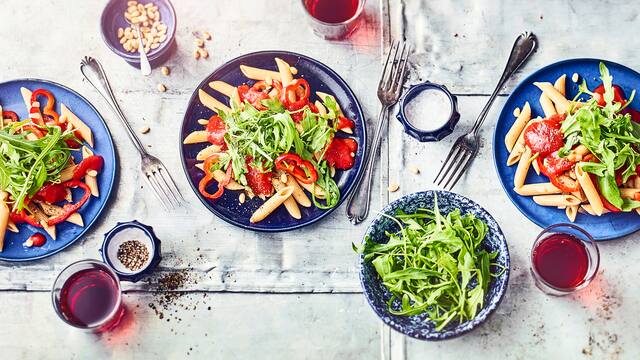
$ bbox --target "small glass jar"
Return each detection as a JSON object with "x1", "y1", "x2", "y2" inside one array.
[
  {"x1": 530, "y1": 223, "x2": 600, "y2": 296},
  {"x1": 301, "y1": 0, "x2": 367, "y2": 40}
]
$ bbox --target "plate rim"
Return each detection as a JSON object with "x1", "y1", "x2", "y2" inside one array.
[
  {"x1": 358, "y1": 190, "x2": 511, "y2": 340},
  {"x1": 492, "y1": 57, "x2": 640, "y2": 241},
  {"x1": 0, "y1": 78, "x2": 117, "y2": 262},
  {"x1": 179, "y1": 50, "x2": 368, "y2": 232}
]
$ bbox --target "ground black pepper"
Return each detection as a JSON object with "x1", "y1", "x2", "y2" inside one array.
[{"x1": 117, "y1": 240, "x2": 150, "y2": 271}]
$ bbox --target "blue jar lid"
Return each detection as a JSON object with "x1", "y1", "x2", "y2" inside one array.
[
  {"x1": 396, "y1": 82, "x2": 460, "y2": 142},
  {"x1": 100, "y1": 220, "x2": 162, "y2": 282}
]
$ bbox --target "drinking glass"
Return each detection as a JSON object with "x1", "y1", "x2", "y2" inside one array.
[{"x1": 301, "y1": 0, "x2": 367, "y2": 40}]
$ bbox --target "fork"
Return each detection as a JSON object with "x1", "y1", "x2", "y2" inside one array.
[
  {"x1": 434, "y1": 32, "x2": 537, "y2": 190},
  {"x1": 346, "y1": 40, "x2": 411, "y2": 225},
  {"x1": 80, "y1": 56, "x2": 183, "y2": 210}
]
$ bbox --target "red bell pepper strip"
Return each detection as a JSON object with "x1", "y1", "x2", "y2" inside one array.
[
  {"x1": 198, "y1": 155, "x2": 232, "y2": 200},
  {"x1": 47, "y1": 181, "x2": 92, "y2": 226},
  {"x1": 31, "y1": 88, "x2": 60, "y2": 123},
  {"x1": 274, "y1": 153, "x2": 318, "y2": 184},
  {"x1": 280, "y1": 79, "x2": 311, "y2": 111},
  {"x1": 206, "y1": 115, "x2": 227, "y2": 147},
  {"x1": 549, "y1": 173, "x2": 580, "y2": 193},
  {"x1": 72, "y1": 155, "x2": 104, "y2": 181},
  {"x1": 593, "y1": 84, "x2": 626, "y2": 107},
  {"x1": 35, "y1": 183, "x2": 69, "y2": 204},
  {"x1": 2, "y1": 111, "x2": 18, "y2": 122},
  {"x1": 9, "y1": 210, "x2": 42, "y2": 228},
  {"x1": 20, "y1": 124, "x2": 45, "y2": 138}
]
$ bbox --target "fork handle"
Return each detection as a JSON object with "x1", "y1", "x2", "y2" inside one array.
[
  {"x1": 472, "y1": 32, "x2": 537, "y2": 134},
  {"x1": 347, "y1": 105, "x2": 390, "y2": 224},
  {"x1": 79, "y1": 56, "x2": 148, "y2": 156}
]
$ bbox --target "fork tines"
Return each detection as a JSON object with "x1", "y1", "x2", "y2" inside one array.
[
  {"x1": 433, "y1": 137, "x2": 476, "y2": 191},
  {"x1": 378, "y1": 40, "x2": 411, "y2": 95},
  {"x1": 142, "y1": 158, "x2": 184, "y2": 210}
]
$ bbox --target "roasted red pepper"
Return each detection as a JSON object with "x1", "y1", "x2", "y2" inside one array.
[
  {"x1": 337, "y1": 116, "x2": 355, "y2": 130},
  {"x1": 47, "y1": 181, "x2": 91, "y2": 226},
  {"x1": 198, "y1": 155, "x2": 232, "y2": 200},
  {"x1": 245, "y1": 159, "x2": 274, "y2": 195},
  {"x1": 593, "y1": 84, "x2": 626, "y2": 107},
  {"x1": 35, "y1": 183, "x2": 68, "y2": 204},
  {"x1": 31, "y1": 88, "x2": 60, "y2": 123},
  {"x1": 549, "y1": 174, "x2": 580, "y2": 193},
  {"x1": 523, "y1": 115, "x2": 566, "y2": 156},
  {"x1": 72, "y1": 155, "x2": 104, "y2": 181},
  {"x1": 2, "y1": 111, "x2": 18, "y2": 122},
  {"x1": 9, "y1": 210, "x2": 41, "y2": 228},
  {"x1": 206, "y1": 115, "x2": 227, "y2": 147},
  {"x1": 323, "y1": 137, "x2": 358, "y2": 170},
  {"x1": 275, "y1": 153, "x2": 318, "y2": 184},
  {"x1": 19, "y1": 124, "x2": 45, "y2": 138},
  {"x1": 280, "y1": 79, "x2": 311, "y2": 111}
]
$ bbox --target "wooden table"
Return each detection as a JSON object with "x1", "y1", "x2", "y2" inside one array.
[{"x1": 1, "y1": 1, "x2": 639, "y2": 359}]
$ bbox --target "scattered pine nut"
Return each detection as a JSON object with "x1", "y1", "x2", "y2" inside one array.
[
  {"x1": 280, "y1": 173, "x2": 287, "y2": 184},
  {"x1": 193, "y1": 49, "x2": 201, "y2": 60},
  {"x1": 239, "y1": 192, "x2": 246, "y2": 204},
  {"x1": 290, "y1": 66, "x2": 298, "y2": 75},
  {"x1": 409, "y1": 165, "x2": 420, "y2": 174},
  {"x1": 199, "y1": 48, "x2": 209, "y2": 59},
  {"x1": 157, "y1": 83, "x2": 166, "y2": 92},
  {"x1": 513, "y1": 107, "x2": 521, "y2": 117},
  {"x1": 194, "y1": 38, "x2": 204, "y2": 48},
  {"x1": 140, "y1": 126, "x2": 150, "y2": 134},
  {"x1": 388, "y1": 183, "x2": 399, "y2": 192},
  {"x1": 572, "y1": 73, "x2": 579, "y2": 83},
  {"x1": 203, "y1": 31, "x2": 212, "y2": 40},
  {"x1": 161, "y1": 66, "x2": 170, "y2": 76}
]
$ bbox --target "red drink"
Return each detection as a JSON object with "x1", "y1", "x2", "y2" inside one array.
[
  {"x1": 59, "y1": 268, "x2": 120, "y2": 327},
  {"x1": 52, "y1": 260, "x2": 123, "y2": 332},
  {"x1": 304, "y1": 0, "x2": 360, "y2": 24},
  {"x1": 532, "y1": 233, "x2": 588, "y2": 289}
]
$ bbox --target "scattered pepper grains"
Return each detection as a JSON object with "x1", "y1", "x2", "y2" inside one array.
[{"x1": 117, "y1": 240, "x2": 150, "y2": 271}]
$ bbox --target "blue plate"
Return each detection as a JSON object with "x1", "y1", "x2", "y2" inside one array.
[
  {"x1": 0, "y1": 79, "x2": 116, "y2": 261},
  {"x1": 359, "y1": 191, "x2": 510, "y2": 340},
  {"x1": 180, "y1": 51, "x2": 367, "y2": 232},
  {"x1": 493, "y1": 58, "x2": 640, "y2": 241}
]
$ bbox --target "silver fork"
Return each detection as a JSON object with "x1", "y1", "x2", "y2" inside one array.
[
  {"x1": 80, "y1": 56, "x2": 183, "y2": 210},
  {"x1": 346, "y1": 40, "x2": 411, "y2": 225},
  {"x1": 434, "y1": 32, "x2": 537, "y2": 190}
]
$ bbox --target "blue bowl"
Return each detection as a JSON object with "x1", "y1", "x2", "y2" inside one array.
[
  {"x1": 359, "y1": 191, "x2": 510, "y2": 340},
  {"x1": 100, "y1": 0, "x2": 177, "y2": 68},
  {"x1": 180, "y1": 50, "x2": 367, "y2": 232}
]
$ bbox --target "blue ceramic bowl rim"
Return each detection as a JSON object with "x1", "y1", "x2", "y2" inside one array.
[
  {"x1": 0, "y1": 78, "x2": 117, "y2": 262},
  {"x1": 179, "y1": 50, "x2": 367, "y2": 232},
  {"x1": 491, "y1": 57, "x2": 640, "y2": 241},
  {"x1": 100, "y1": 0, "x2": 177, "y2": 62},
  {"x1": 101, "y1": 220, "x2": 157, "y2": 277},
  {"x1": 359, "y1": 190, "x2": 510, "y2": 340},
  {"x1": 398, "y1": 82, "x2": 457, "y2": 135}
]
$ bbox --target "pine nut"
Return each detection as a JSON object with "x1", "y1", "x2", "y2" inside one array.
[
  {"x1": 194, "y1": 38, "x2": 204, "y2": 47},
  {"x1": 150, "y1": 43, "x2": 160, "y2": 49},
  {"x1": 239, "y1": 193, "x2": 246, "y2": 204},
  {"x1": 203, "y1": 31, "x2": 212, "y2": 40},
  {"x1": 157, "y1": 83, "x2": 166, "y2": 92},
  {"x1": 388, "y1": 183, "x2": 399, "y2": 192},
  {"x1": 161, "y1": 66, "x2": 170, "y2": 76},
  {"x1": 139, "y1": 126, "x2": 150, "y2": 134},
  {"x1": 193, "y1": 49, "x2": 201, "y2": 60},
  {"x1": 117, "y1": 27, "x2": 124, "y2": 38},
  {"x1": 199, "y1": 48, "x2": 209, "y2": 59}
]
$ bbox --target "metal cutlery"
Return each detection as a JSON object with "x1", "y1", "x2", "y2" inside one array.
[
  {"x1": 434, "y1": 31, "x2": 537, "y2": 190},
  {"x1": 346, "y1": 40, "x2": 411, "y2": 225},
  {"x1": 79, "y1": 56, "x2": 183, "y2": 210}
]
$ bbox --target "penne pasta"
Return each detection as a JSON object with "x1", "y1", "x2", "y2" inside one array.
[
  {"x1": 0, "y1": 192, "x2": 9, "y2": 252},
  {"x1": 530, "y1": 153, "x2": 540, "y2": 175},
  {"x1": 61, "y1": 104, "x2": 94, "y2": 147},
  {"x1": 275, "y1": 58, "x2": 294, "y2": 87},
  {"x1": 212, "y1": 170, "x2": 244, "y2": 190},
  {"x1": 533, "y1": 82, "x2": 571, "y2": 114},
  {"x1": 507, "y1": 117, "x2": 541, "y2": 166},
  {"x1": 533, "y1": 194, "x2": 582, "y2": 207},
  {"x1": 31, "y1": 206, "x2": 56, "y2": 240},
  {"x1": 20, "y1": 87, "x2": 32, "y2": 113},
  {"x1": 554, "y1": 74, "x2": 567, "y2": 96},
  {"x1": 59, "y1": 163, "x2": 77, "y2": 182},
  {"x1": 250, "y1": 186, "x2": 294, "y2": 223},
  {"x1": 566, "y1": 205, "x2": 579, "y2": 222},
  {"x1": 183, "y1": 130, "x2": 209, "y2": 144},
  {"x1": 199, "y1": 89, "x2": 232, "y2": 114},
  {"x1": 7, "y1": 219, "x2": 18, "y2": 233},
  {"x1": 86, "y1": 170, "x2": 99, "y2": 197},
  {"x1": 581, "y1": 204, "x2": 610, "y2": 216},
  {"x1": 513, "y1": 147, "x2": 532, "y2": 189},
  {"x1": 620, "y1": 188, "x2": 640, "y2": 199},
  {"x1": 209, "y1": 80, "x2": 236, "y2": 98},
  {"x1": 282, "y1": 172, "x2": 312, "y2": 207},
  {"x1": 315, "y1": 100, "x2": 327, "y2": 116},
  {"x1": 316, "y1": 92, "x2": 343, "y2": 116},
  {"x1": 565, "y1": 145, "x2": 589, "y2": 162},
  {"x1": 196, "y1": 144, "x2": 223, "y2": 161},
  {"x1": 514, "y1": 182, "x2": 561, "y2": 196},
  {"x1": 298, "y1": 180, "x2": 325, "y2": 199},
  {"x1": 67, "y1": 213, "x2": 84, "y2": 227},
  {"x1": 240, "y1": 64, "x2": 281, "y2": 81},
  {"x1": 539, "y1": 93, "x2": 557, "y2": 118},
  {"x1": 82, "y1": 146, "x2": 94, "y2": 158},
  {"x1": 505, "y1": 102, "x2": 531, "y2": 151},
  {"x1": 272, "y1": 178, "x2": 301, "y2": 219},
  {"x1": 575, "y1": 165, "x2": 604, "y2": 216}
]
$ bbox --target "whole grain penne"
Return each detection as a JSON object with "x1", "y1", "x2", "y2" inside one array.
[
  {"x1": 61, "y1": 104, "x2": 94, "y2": 147},
  {"x1": 183, "y1": 130, "x2": 209, "y2": 144},
  {"x1": 533, "y1": 82, "x2": 570, "y2": 114},
  {"x1": 514, "y1": 182, "x2": 561, "y2": 196},
  {"x1": 272, "y1": 178, "x2": 301, "y2": 219},
  {"x1": 514, "y1": 147, "x2": 532, "y2": 188},
  {"x1": 581, "y1": 204, "x2": 610, "y2": 216},
  {"x1": 250, "y1": 186, "x2": 294, "y2": 223},
  {"x1": 554, "y1": 74, "x2": 567, "y2": 96},
  {"x1": 240, "y1": 65, "x2": 281, "y2": 81},
  {"x1": 566, "y1": 205, "x2": 579, "y2": 222},
  {"x1": 86, "y1": 170, "x2": 99, "y2": 197},
  {"x1": 0, "y1": 192, "x2": 9, "y2": 252},
  {"x1": 275, "y1": 58, "x2": 294, "y2": 87},
  {"x1": 196, "y1": 144, "x2": 223, "y2": 161},
  {"x1": 212, "y1": 170, "x2": 244, "y2": 190},
  {"x1": 533, "y1": 194, "x2": 582, "y2": 207},
  {"x1": 282, "y1": 173, "x2": 311, "y2": 207},
  {"x1": 199, "y1": 89, "x2": 232, "y2": 114},
  {"x1": 539, "y1": 93, "x2": 557, "y2": 118},
  {"x1": 59, "y1": 163, "x2": 77, "y2": 182},
  {"x1": 575, "y1": 165, "x2": 604, "y2": 216},
  {"x1": 507, "y1": 117, "x2": 541, "y2": 166}
]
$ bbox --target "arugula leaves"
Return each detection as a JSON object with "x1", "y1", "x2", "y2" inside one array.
[
  {"x1": 355, "y1": 197, "x2": 500, "y2": 331},
  {"x1": 0, "y1": 123, "x2": 75, "y2": 211},
  {"x1": 559, "y1": 63, "x2": 640, "y2": 210}
]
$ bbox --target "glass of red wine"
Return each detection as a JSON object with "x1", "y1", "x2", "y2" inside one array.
[
  {"x1": 530, "y1": 224, "x2": 600, "y2": 296},
  {"x1": 301, "y1": 0, "x2": 366, "y2": 40},
  {"x1": 52, "y1": 259, "x2": 124, "y2": 332}
]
